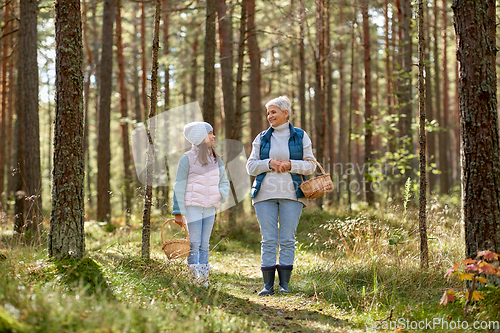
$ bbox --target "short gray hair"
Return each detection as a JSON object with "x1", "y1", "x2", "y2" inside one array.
[{"x1": 265, "y1": 96, "x2": 291, "y2": 119}]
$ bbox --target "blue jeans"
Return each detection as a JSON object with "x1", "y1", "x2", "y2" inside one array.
[
  {"x1": 254, "y1": 199, "x2": 303, "y2": 267},
  {"x1": 185, "y1": 206, "x2": 216, "y2": 265}
]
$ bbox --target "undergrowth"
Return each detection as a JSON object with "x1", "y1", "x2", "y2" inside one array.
[{"x1": 0, "y1": 198, "x2": 498, "y2": 332}]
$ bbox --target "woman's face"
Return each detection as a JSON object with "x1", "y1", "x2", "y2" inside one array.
[
  {"x1": 204, "y1": 130, "x2": 215, "y2": 147},
  {"x1": 267, "y1": 105, "x2": 289, "y2": 127}
]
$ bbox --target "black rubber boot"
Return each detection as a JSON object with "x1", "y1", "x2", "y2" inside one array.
[
  {"x1": 277, "y1": 265, "x2": 293, "y2": 293},
  {"x1": 258, "y1": 266, "x2": 276, "y2": 296}
]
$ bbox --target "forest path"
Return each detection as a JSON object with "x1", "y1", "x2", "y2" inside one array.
[{"x1": 207, "y1": 249, "x2": 366, "y2": 332}]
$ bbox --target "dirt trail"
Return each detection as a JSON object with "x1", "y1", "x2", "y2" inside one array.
[{"x1": 209, "y1": 250, "x2": 365, "y2": 332}]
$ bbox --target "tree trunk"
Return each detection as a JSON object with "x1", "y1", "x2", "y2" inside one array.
[
  {"x1": 133, "y1": 7, "x2": 142, "y2": 125},
  {"x1": 141, "y1": 3, "x2": 149, "y2": 119},
  {"x1": 433, "y1": 0, "x2": 443, "y2": 194},
  {"x1": 314, "y1": 0, "x2": 325, "y2": 208},
  {"x1": 361, "y1": 0, "x2": 374, "y2": 205},
  {"x1": 82, "y1": 0, "x2": 94, "y2": 215},
  {"x1": 0, "y1": 2, "x2": 8, "y2": 213},
  {"x1": 116, "y1": 0, "x2": 132, "y2": 224},
  {"x1": 299, "y1": 0, "x2": 306, "y2": 131},
  {"x1": 400, "y1": 0, "x2": 413, "y2": 184},
  {"x1": 191, "y1": 35, "x2": 198, "y2": 103},
  {"x1": 22, "y1": 0, "x2": 42, "y2": 240},
  {"x1": 425, "y1": 0, "x2": 435, "y2": 193},
  {"x1": 14, "y1": 19, "x2": 26, "y2": 235},
  {"x1": 452, "y1": 0, "x2": 500, "y2": 258},
  {"x1": 383, "y1": 0, "x2": 395, "y2": 154},
  {"x1": 347, "y1": 18, "x2": 356, "y2": 213},
  {"x1": 235, "y1": 0, "x2": 246, "y2": 142},
  {"x1": 163, "y1": 0, "x2": 171, "y2": 214},
  {"x1": 6, "y1": 46, "x2": 15, "y2": 214},
  {"x1": 203, "y1": 0, "x2": 216, "y2": 125},
  {"x1": 50, "y1": 0, "x2": 85, "y2": 259},
  {"x1": 247, "y1": 0, "x2": 262, "y2": 139},
  {"x1": 325, "y1": 0, "x2": 335, "y2": 202},
  {"x1": 96, "y1": 0, "x2": 115, "y2": 223},
  {"x1": 417, "y1": 0, "x2": 428, "y2": 269},
  {"x1": 337, "y1": 0, "x2": 346, "y2": 199},
  {"x1": 142, "y1": 0, "x2": 162, "y2": 260},
  {"x1": 440, "y1": 0, "x2": 451, "y2": 195}
]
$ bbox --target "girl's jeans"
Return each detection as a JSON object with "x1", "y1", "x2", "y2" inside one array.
[
  {"x1": 186, "y1": 206, "x2": 216, "y2": 265},
  {"x1": 254, "y1": 199, "x2": 303, "y2": 267}
]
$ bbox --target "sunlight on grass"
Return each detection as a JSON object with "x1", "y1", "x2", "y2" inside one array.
[{"x1": 1, "y1": 197, "x2": 498, "y2": 332}]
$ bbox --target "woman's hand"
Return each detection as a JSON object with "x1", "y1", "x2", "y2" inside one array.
[
  {"x1": 270, "y1": 159, "x2": 291, "y2": 173},
  {"x1": 174, "y1": 214, "x2": 185, "y2": 226}
]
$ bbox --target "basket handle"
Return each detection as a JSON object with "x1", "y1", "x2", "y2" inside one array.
[
  {"x1": 304, "y1": 158, "x2": 327, "y2": 175},
  {"x1": 161, "y1": 218, "x2": 189, "y2": 244}
]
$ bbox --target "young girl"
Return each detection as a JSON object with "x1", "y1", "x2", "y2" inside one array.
[{"x1": 172, "y1": 121, "x2": 230, "y2": 286}]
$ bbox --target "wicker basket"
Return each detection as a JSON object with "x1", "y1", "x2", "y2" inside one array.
[
  {"x1": 161, "y1": 218, "x2": 190, "y2": 260},
  {"x1": 299, "y1": 159, "x2": 334, "y2": 199}
]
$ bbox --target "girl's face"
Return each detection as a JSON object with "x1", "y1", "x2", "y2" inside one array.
[
  {"x1": 204, "y1": 130, "x2": 215, "y2": 147},
  {"x1": 267, "y1": 105, "x2": 289, "y2": 127}
]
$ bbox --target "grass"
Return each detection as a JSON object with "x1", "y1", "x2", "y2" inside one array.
[{"x1": 0, "y1": 198, "x2": 499, "y2": 332}]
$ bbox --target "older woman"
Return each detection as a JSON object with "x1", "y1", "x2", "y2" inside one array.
[{"x1": 246, "y1": 96, "x2": 316, "y2": 296}]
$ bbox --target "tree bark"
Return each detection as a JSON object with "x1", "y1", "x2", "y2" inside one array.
[
  {"x1": 361, "y1": 0, "x2": 374, "y2": 205},
  {"x1": 299, "y1": 0, "x2": 306, "y2": 131},
  {"x1": 433, "y1": 0, "x2": 443, "y2": 194},
  {"x1": 247, "y1": 0, "x2": 262, "y2": 139},
  {"x1": 50, "y1": 0, "x2": 85, "y2": 259},
  {"x1": 0, "y1": 2, "x2": 8, "y2": 213},
  {"x1": 417, "y1": 0, "x2": 428, "y2": 269},
  {"x1": 235, "y1": 0, "x2": 246, "y2": 142},
  {"x1": 424, "y1": 0, "x2": 435, "y2": 193},
  {"x1": 22, "y1": 0, "x2": 42, "y2": 240},
  {"x1": 440, "y1": 0, "x2": 451, "y2": 194},
  {"x1": 141, "y1": 3, "x2": 149, "y2": 119},
  {"x1": 96, "y1": 0, "x2": 115, "y2": 223},
  {"x1": 314, "y1": 0, "x2": 325, "y2": 207},
  {"x1": 14, "y1": 14, "x2": 26, "y2": 235},
  {"x1": 203, "y1": 0, "x2": 216, "y2": 125},
  {"x1": 82, "y1": 0, "x2": 94, "y2": 215},
  {"x1": 142, "y1": 0, "x2": 162, "y2": 260},
  {"x1": 116, "y1": 0, "x2": 132, "y2": 224},
  {"x1": 337, "y1": 0, "x2": 346, "y2": 195},
  {"x1": 452, "y1": 0, "x2": 500, "y2": 258}
]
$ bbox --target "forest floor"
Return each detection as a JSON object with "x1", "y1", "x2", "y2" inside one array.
[{"x1": 1, "y1": 198, "x2": 500, "y2": 332}]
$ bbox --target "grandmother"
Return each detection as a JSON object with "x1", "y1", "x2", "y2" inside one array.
[{"x1": 246, "y1": 96, "x2": 316, "y2": 296}]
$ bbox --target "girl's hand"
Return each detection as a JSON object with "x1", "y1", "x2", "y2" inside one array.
[{"x1": 174, "y1": 214, "x2": 185, "y2": 226}]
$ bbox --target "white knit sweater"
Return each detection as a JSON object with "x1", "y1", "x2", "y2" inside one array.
[{"x1": 246, "y1": 122, "x2": 316, "y2": 205}]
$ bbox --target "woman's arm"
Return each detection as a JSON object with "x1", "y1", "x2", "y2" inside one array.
[
  {"x1": 172, "y1": 154, "x2": 189, "y2": 216},
  {"x1": 290, "y1": 132, "x2": 317, "y2": 175},
  {"x1": 246, "y1": 135, "x2": 272, "y2": 176}
]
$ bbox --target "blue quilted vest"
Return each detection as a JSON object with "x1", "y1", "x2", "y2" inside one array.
[{"x1": 250, "y1": 123, "x2": 305, "y2": 198}]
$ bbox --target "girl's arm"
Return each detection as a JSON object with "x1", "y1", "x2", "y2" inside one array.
[
  {"x1": 172, "y1": 154, "x2": 189, "y2": 216},
  {"x1": 218, "y1": 158, "x2": 230, "y2": 203},
  {"x1": 289, "y1": 132, "x2": 317, "y2": 175},
  {"x1": 246, "y1": 135, "x2": 272, "y2": 176}
]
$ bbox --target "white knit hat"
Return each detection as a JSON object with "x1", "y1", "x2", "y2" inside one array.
[{"x1": 183, "y1": 122, "x2": 213, "y2": 146}]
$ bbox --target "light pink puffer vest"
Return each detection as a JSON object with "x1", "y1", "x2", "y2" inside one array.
[{"x1": 184, "y1": 146, "x2": 221, "y2": 209}]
